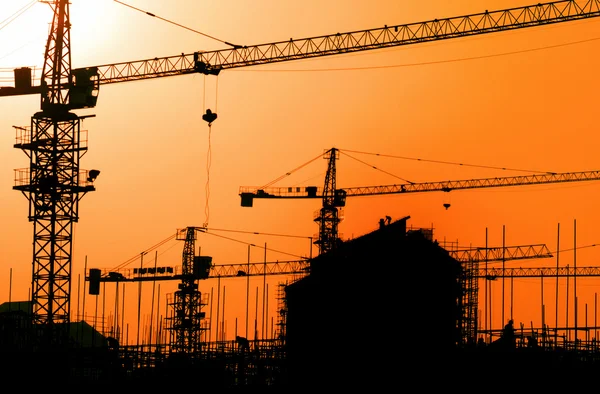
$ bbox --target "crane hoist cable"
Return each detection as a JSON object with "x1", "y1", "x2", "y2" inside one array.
[
  {"x1": 201, "y1": 75, "x2": 219, "y2": 228},
  {"x1": 203, "y1": 123, "x2": 212, "y2": 228}
]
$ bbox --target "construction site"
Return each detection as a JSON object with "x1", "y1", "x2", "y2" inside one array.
[{"x1": 2, "y1": 0, "x2": 600, "y2": 388}]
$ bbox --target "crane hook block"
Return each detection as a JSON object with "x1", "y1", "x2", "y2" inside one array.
[{"x1": 202, "y1": 109, "x2": 218, "y2": 125}]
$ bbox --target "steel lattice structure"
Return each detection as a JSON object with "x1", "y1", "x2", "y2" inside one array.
[
  {"x1": 477, "y1": 266, "x2": 600, "y2": 278},
  {"x1": 449, "y1": 244, "x2": 553, "y2": 262},
  {"x1": 239, "y1": 170, "x2": 600, "y2": 199},
  {"x1": 72, "y1": 0, "x2": 600, "y2": 85},
  {"x1": 90, "y1": 259, "x2": 310, "y2": 283},
  {"x1": 11, "y1": 1, "x2": 97, "y2": 344},
  {"x1": 14, "y1": 117, "x2": 94, "y2": 331},
  {"x1": 165, "y1": 227, "x2": 210, "y2": 354},
  {"x1": 312, "y1": 149, "x2": 342, "y2": 254}
]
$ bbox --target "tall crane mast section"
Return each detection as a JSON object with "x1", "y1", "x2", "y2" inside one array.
[
  {"x1": 3, "y1": 0, "x2": 599, "y2": 341},
  {"x1": 164, "y1": 227, "x2": 212, "y2": 354},
  {"x1": 316, "y1": 149, "x2": 341, "y2": 255},
  {"x1": 11, "y1": 0, "x2": 98, "y2": 344}
]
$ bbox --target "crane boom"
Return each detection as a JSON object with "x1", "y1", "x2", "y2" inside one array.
[
  {"x1": 82, "y1": 0, "x2": 600, "y2": 84},
  {"x1": 448, "y1": 244, "x2": 553, "y2": 262},
  {"x1": 239, "y1": 170, "x2": 600, "y2": 202},
  {"x1": 88, "y1": 259, "x2": 310, "y2": 283},
  {"x1": 2, "y1": 0, "x2": 599, "y2": 97}
]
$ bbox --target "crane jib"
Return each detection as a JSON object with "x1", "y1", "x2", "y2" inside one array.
[
  {"x1": 239, "y1": 170, "x2": 600, "y2": 201},
  {"x1": 97, "y1": 0, "x2": 600, "y2": 83}
]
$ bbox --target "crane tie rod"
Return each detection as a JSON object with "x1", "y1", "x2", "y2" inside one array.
[
  {"x1": 113, "y1": 0, "x2": 243, "y2": 48},
  {"x1": 340, "y1": 149, "x2": 554, "y2": 174},
  {"x1": 260, "y1": 151, "x2": 325, "y2": 189}
]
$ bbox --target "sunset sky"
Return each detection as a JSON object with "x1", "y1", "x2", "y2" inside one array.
[{"x1": 2, "y1": 0, "x2": 600, "y2": 344}]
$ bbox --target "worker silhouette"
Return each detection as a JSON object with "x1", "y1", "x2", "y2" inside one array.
[{"x1": 502, "y1": 319, "x2": 516, "y2": 348}]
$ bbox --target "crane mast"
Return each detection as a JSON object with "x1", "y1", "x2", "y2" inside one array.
[
  {"x1": 315, "y1": 148, "x2": 344, "y2": 254},
  {"x1": 2, "y1": 0, "x2": 600, "y2": 345},
  {"x1": 165, "y1": 227, "x2": 212, "y2": 354},
  {"x1": 11, "y1": 0, "x2": 98, "y2": 344},
  {"x1": 41, "y1": 0, "x2": 70, "y2": 109}
]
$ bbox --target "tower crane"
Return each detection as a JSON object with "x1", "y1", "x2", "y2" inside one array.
[
  {"x1": 2, "y1": 0, "x2": 598, "y2": 344},
  {"x1": 87, "y1": 225, "x2": 309, "y2": 353},
  {"x1": 238, "y1": 147, "x2": 600, "y2": 255}
]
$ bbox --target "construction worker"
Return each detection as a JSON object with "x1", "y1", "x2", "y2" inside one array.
[{"x1": 502, "y1": 319, "x2": 516, "y2": 348}]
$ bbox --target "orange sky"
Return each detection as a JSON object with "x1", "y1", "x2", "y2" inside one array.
[{"x1": 2, "y1": 0, "x2": 600, "y2": 343}]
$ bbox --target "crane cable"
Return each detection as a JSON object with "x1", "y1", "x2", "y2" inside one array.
[
  {"x1": 0, "y1": 0, "x2": 39, "y2": 63},
  {"x1": 110, "y1": 232, "x2": 178, "y2": 272},
  {"x1": 260, "y1": 152, "x2": 324, "y2": 190},
  {"x1": 340, "y1": 150, "x2": 414, "y2": 184},
  {"x1": 202, "y1": 231, "x2": 307, "y2": 259},
  {"x1": 202, "y1": 75, "x2": 220, "y2": 228},
  {"x1": 0, "y1": 0, "x2": 37, "y2": 31},
  {"x1": 340, "y1": 148, "x2": 557, "y2": 175},
  {"x1": 113, "y1": 0, "x2": 242, "y2": 48}
]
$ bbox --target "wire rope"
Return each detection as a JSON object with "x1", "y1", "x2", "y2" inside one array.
[
  {"x1": 0, "y1": 0, "x2": 37, "y2": 31},
  {"x1": 260, "y1": 152, "x2": 324, "y2": 189},
  {"x1": 339, "y1": 148, "x2": 555, "y2": 175},
  {"x1": 113, "y1": 0, "x2": 241, "y2": 48}
]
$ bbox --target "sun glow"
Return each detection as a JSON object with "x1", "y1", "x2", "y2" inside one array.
[{"x1": 0, "y1": 1, "x2": 129, "y2": 87}]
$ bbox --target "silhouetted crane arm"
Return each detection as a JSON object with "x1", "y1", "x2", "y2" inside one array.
[
  {"x1": 87, "y1": 0, "x2": 600, "y2": 84},
  {"x1": 2, "y1": 0, "x2": 599, "y2": 97},
  {"x1": 449, "y1": 244, "x2": 553, "y2": 262},
  {"x1": 80, "y1": 0, "x2": 600, "y2": 84},
  {"x1": 478, "y1": 266, "x2": 600, "y2": 278},
  {"x1": 87, "y1": 259, "x2": 310, "y2": 283},
  {"x1": 87, "y1": 245, "x2": 551, "y2": 284},
  {"x1": 239, "y1": 170, "x2": 600, "y2": 206}
]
